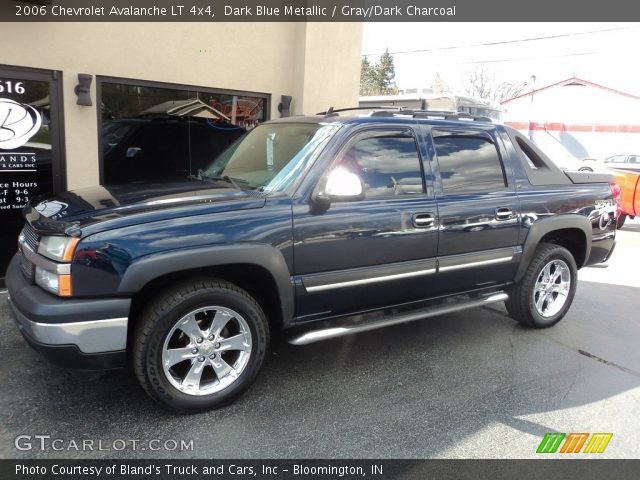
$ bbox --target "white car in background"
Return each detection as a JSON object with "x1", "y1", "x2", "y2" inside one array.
[
  {"x1": 581, "y1": 154, "x2": 640, "y2": 172},
  {"x1": 549, "y1": 154, "x2": 593, "y2": 172}
]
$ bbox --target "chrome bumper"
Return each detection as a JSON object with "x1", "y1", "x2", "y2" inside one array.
[
  {"x1": 9, "y1": 298, "x2": 127, "y2": 354},
  {"x1": 5, "y1": 253, "x2": 130, "y2": 369}
]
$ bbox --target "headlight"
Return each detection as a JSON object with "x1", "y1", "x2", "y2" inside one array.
[
  {"x1": 35, "y1": 266, "x2": 72, "y2": 296},
  {"x1": 33, "y1": 235, "x2": 79, "y2": 296},
  {"x1": 38, "y1": 235, "x2": 79, "y2": 262}
]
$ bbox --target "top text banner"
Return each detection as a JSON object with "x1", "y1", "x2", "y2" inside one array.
[{"x1": 2, "y1": 0, "x2": 639, "y2": 22}]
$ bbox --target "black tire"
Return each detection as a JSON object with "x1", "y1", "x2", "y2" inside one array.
[
  {"x1": 506, "y1": 243, "x2": 577, "y2": 328},
  {"x1": 616, "y1": 214, "x2": 627, "y2": 229},
  {"x1": 133, "y1": 278, "x2": 269, "y2": 413}
]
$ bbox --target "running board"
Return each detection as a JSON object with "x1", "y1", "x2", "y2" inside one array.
[{"x1": 289, "y1": 292, "x2": 509, "y2": 346}]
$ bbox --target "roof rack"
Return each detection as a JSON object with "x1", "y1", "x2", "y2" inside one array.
[
  {"x1": 316, "y1": 106, "x2": 492, "y2": 123},
  {"x1": 370, "y1": 109, "x2": 492, "y2": 122},
  {"x1": 316, "y1": 106, "x2": 401, "y2": 117}
]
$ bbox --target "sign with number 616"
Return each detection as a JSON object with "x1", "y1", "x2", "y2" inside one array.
[{"x1": 0, "y1": 80, "x2": 26, "y2": 95}]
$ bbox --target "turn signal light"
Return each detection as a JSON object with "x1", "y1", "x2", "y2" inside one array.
[{"x1": 59, "y1": 275, "x2": 73, "y2": 297}]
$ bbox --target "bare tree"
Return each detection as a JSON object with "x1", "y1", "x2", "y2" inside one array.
[
  {"x1": 493, "y1": 81, "x2": 528, "y2": 103},
  {"x1": 430, "y1": 73, "x2": 449, "y2": 94},
  {"x1": 463, "y1": 64, "x2": 527, "y2": 103},
  {"x1": 462, "y1": 64, "x2": 494, "y2": 100}
]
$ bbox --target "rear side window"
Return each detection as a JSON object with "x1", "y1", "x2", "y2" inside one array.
[
  {"x1": 515, "y1": 136, "x2": 544, "y2": 169},
  {"x1": 433, "y1": 134, "x2": 506, "y2": 194},
  {"x1": 606, "y1": 155, "x2": 627, "y2": 164},
  {"x1": 337, "y1": 134, "x2": 424, "y2": 198}
]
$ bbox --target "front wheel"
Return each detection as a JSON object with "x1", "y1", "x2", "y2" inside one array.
[
  {"x1": 133, "y1": 278, "x2": 269, "y2": 413},
  {"x1": 506, "y1": 243, "x2": 577, "y2": 328}
]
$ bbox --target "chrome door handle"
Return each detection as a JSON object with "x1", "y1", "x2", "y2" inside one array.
[
  {"x1": 413, "y1": 213, "x2": 435, "y2": 228},
  {"x1": 495, "y1": 207, "x2": 513, "y2": 220}
]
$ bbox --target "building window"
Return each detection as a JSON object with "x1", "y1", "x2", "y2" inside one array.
[
  {"x1": 433, "y1": 134, "x2": 506, "y2": 194},
  {"x1": 98, "y1": 78, "x2": 269, "y2": 185},
  {"x1": 0, "y1": 65, "x2": 64, "y2": 282}
]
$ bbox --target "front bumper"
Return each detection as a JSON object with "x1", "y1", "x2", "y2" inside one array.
[{"x1": 5, "y1": 254, "x2": 130, "y2": 370}]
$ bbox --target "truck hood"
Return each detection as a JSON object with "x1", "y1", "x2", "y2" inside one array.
[{"x1": 24, "y1": 179, "x2": 266, "y2": 236}]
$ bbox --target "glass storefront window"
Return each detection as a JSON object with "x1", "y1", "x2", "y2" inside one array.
[
  {"x1": 0, "y1": 66, "x2": 64, "y2": 282},
  {"x1": 99, "y1": 79, "x2": 268, "y2": 185}
]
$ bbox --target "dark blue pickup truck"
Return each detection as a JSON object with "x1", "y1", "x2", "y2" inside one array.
[{"x1": 5, "y1": 109, "x2": 618, "y2": 412}]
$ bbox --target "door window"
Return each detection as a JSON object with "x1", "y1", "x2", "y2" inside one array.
[
  {"x1": 334, "y1": 133, "x2": 424, "y2": 199},
  {"x1": 605, "y1": 155, "x2": 627, "y2": 164},
  {"x1": 433, "y1": 134, "x2": 506, "y2": 194}
]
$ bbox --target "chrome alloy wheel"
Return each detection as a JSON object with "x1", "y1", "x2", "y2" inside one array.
[
  {"x1": 533, "y1": 259, "x2": 571, "y2": 318},
  {"x1": 161, "y1": 306, "x2": 252, "y2": 396}
]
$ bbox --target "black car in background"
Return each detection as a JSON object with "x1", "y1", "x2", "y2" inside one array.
[{"x1": 102, "y1": 117, "x2": 245, "y2": 184}]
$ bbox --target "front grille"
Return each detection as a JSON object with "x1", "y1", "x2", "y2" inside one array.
[
  {"x1": 20, "y1": 223, "x2": 40, "y2": 252},
  {"x1": 19, "y1": 254, "x2": 35, "y2": 283},
  {"x1": 18, "y1": 224, "x2": 39, "y2": 284}
]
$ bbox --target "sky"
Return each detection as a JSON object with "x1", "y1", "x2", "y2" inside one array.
[{"x1": 361, "y1": 22, "x2": 640, "y2": 99}]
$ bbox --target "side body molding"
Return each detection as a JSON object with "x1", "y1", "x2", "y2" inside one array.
[
  {"x1": 515, "y1": 214, "x2": 592, "y2": 282},
  {"x1": 118, "y1": 244, "x2": 294, "y2": 325}
]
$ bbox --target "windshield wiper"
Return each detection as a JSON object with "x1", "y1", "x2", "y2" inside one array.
[
  {"x1": 198, "y1": 171, "x2": 251, "y2": 190},
  {"x1": 220, "y1": 175, "x2": 241, "y2": 190}
]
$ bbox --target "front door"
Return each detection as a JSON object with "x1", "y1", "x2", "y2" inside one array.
[
  {"x1": 292, "y1": 127, "x2": 439, "y2": 322},
  {"x1": 0, "y1": 65, "x2": 64, "y2": 282}
]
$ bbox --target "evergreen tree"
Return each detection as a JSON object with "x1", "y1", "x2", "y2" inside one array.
[
  {"x1": 359, "y1": 50, "x2": 398, "y2": 96},
  {"x1": 376, "y1": 49, "x2": 397, "y2": 94},
  {"x1": 359, "y1": 57, "x2": 377, "y2": 96}
]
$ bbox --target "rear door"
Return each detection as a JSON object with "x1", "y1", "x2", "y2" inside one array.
[
  {"x1": 428, "y1": 126, "x2": 521, "y2": 295},
  {"x1": 291, "y1": 126, "x2": 439, "y2": 322}
]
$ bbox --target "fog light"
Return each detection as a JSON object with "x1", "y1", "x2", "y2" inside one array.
[
  {"x1": 35, "y1": 266, "x2": 58, "y2": 293},
  {"x1": 35, "y1": 267, "x2": 72, "y2": 296}
]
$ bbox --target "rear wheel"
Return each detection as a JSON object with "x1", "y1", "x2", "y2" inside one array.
[
  {"x1": 133, "y1": 278, "x2": 269, "y2": 413},
  {"x1": 616, "y1": 214, "x2": 627, "y2": 229},
  {"x1": 506, "y1": 243, "x2": 577, "y2": 328}
]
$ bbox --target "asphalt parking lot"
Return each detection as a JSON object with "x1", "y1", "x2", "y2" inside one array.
[{"x1": 1, "y1": 219, "x2": 639, "y2": 460}]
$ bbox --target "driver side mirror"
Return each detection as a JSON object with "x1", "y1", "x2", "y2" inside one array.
[{"x1": 313, "y1": 168, "x2": 365, "y2": 209}]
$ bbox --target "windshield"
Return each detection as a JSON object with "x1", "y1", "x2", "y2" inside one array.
[{"x1": 202, "y1": 123, "x2": 338, "y2": 191}]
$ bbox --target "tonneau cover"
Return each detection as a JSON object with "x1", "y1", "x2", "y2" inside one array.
[{"x1": 564, "y1": 171, "x2": 614, "y2": 184}]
